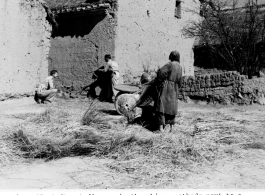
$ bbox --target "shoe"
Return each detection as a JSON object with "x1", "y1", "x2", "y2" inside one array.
[{"x1": 34, "y1": 94, "x2": 41, "y2": 104}]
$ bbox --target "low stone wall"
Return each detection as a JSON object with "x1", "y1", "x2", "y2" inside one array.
[
  {"x1": 179, "y1": 71, "x2": 246, "y2": 105},
  {"x1": 179, "y1": 71, "x2": 265, "y2": 105},
  {"x1": 239, "y1": 77, "x2": 265, "y2": 105}
]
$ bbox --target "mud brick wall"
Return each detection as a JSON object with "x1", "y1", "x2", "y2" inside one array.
[
  {"x1": 179, "y1": 72, "x2": 248, "y2": 105},
  {"x1": 0, "y1": 0, "x2": 51, "y2": 101},
  {"x1": 49, "y1": 12, "x2": 116, "y2": 93}
]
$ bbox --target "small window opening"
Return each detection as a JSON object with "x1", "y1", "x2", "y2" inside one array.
[{"x1": 175, "y1": 0, "x2": 181, "y2": 19}]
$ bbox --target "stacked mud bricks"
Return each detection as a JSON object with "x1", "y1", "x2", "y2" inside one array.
[{"x1": 179, "y1": 71, "x2": 247, "y2": 104}]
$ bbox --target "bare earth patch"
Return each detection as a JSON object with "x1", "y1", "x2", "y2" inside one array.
[{"x1": 0, "y1": 97, "x2": 265, "y2": 188}]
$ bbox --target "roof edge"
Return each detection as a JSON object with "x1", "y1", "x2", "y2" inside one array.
[{"x1": 51, "y1": 3, "x2": 110, "y2": 14}]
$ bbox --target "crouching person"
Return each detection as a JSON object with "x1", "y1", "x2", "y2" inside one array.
[{"x1": 34, "y1": 70, "x2": 59, "y2": 104}]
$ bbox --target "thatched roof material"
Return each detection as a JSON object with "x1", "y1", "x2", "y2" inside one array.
[
  {"x1": 53, "y1": 3, "x2": 110, "y2": 14},
  {"x1": 39, "y1": 0, "x2": 112, "y2": 28},
  {"x1": 45, "y1": 0, "x2": 89, "y2": 9},
  {"x1": 44, "y1": 0, "x2": 112, "y2": 14}
]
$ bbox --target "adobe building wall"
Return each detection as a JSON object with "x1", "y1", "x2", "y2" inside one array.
[
  {"x1": 0, "y1": 0, "x2": 51, "y2": 100},
  {"x1": 114, "y1": 0, "x2": 201, "y2": 79},
  {"x1": 49, "y1": 13, "x2": 116, "y2": 92}
]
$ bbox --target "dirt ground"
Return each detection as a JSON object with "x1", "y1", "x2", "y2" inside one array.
[{"x1": 0, "y1": 97, "x2": 265, "y2": 189}]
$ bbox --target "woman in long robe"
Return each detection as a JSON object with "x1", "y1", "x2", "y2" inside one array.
[
  {"x1": 154, "y1": 50, "x2": 182, "y2": 131},
  {"x1": 131, "y1": 50, "x2": 182, "y2": 132}
]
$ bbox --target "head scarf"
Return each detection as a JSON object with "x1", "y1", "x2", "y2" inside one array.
[{"x1": 169, "y1": 50, "x2": 180, "y2": 62}]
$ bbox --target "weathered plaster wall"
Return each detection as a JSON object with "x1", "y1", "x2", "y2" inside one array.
[
  {"x1": 115, "y1": 0, "x2": 201, "y2": 78},
  {"x1": 0, "y1": 0, "x2": 51, "y2": 100},
  {"x1": 49, "y1": 13, "x2": 116, "y2": 92}
]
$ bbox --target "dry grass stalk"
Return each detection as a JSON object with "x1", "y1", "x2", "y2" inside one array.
[
  {"x1": 0, "y1": 128, "x2": 24, "y2": 168},
  {"x1": 81, "y1": 99, "x2": 105, "y2": 126},
  {"x1": 1, "y1": 99, "x2": 263, "y2": 183}
]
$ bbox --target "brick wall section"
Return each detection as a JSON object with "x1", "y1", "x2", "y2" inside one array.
[{"x1": 179, "y1": 72, "x2": 248, "y2": 105}]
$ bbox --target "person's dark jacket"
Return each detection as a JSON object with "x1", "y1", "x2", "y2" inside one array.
[{"x1": 154, "y1": 61, "x2": 182, "y2": 116}]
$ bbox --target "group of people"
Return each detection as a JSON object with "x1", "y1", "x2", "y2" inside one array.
[
  {"x1": 34, "y1": 54, "x2": 119, "y2": 104},
  {"x1": 34, "y1": 51, "x2": 182, "y2": 132}
]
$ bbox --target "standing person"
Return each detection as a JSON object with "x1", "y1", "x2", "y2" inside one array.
[
  {"x1": 154, "y1": 50, "x2": 182, "y2": 131},
  {"x1": 103, "y1": 54, "x2": 120, "y2": 102},
  {"x1": 87, "y1": 54, "x2": 119, "y2": 102},
  {"x1": 130, "y1": 51, "x2": 182, "y2": 132},
  {"x1": 34, "y1": 70, "x2": 59, "y2": 104}
]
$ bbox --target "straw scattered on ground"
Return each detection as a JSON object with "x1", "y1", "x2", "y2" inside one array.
[{"x1": 0, "y1": 98, "x2": 264, "y2": 184}]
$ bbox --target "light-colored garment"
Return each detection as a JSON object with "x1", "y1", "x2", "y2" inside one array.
[
  {"x1": 111, "y1": 71, "x2": 120, "y2": 99},
  {"x1": 35, "y1": 76, "x2": 57, "y2": 103},
  {"x1": 37, "y1": 89, "x2": 57, "y2": 101},
  {"x1": 112, "y1": 71, "x2": 120, "y2": 85},
  {"x1": 108, "y1": 60, "x2": 120, "y2": 98},
  {"x1": 103, "y1": 60, "x2": 120, "y2": 101},
  {"x1": 36, "y1": 76, "x2": 54, "y2": 93},
  {"x1": 104, "y1": 60, "x2": 119, "y2": 74}
]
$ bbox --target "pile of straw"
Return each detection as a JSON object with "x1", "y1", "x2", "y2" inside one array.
[
  {"x1": 0, "y1": 128, "x2": 24, "y2": 168},
  {"x1": 2, "y1": 98, "x2": 260, "y2": 182}
]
